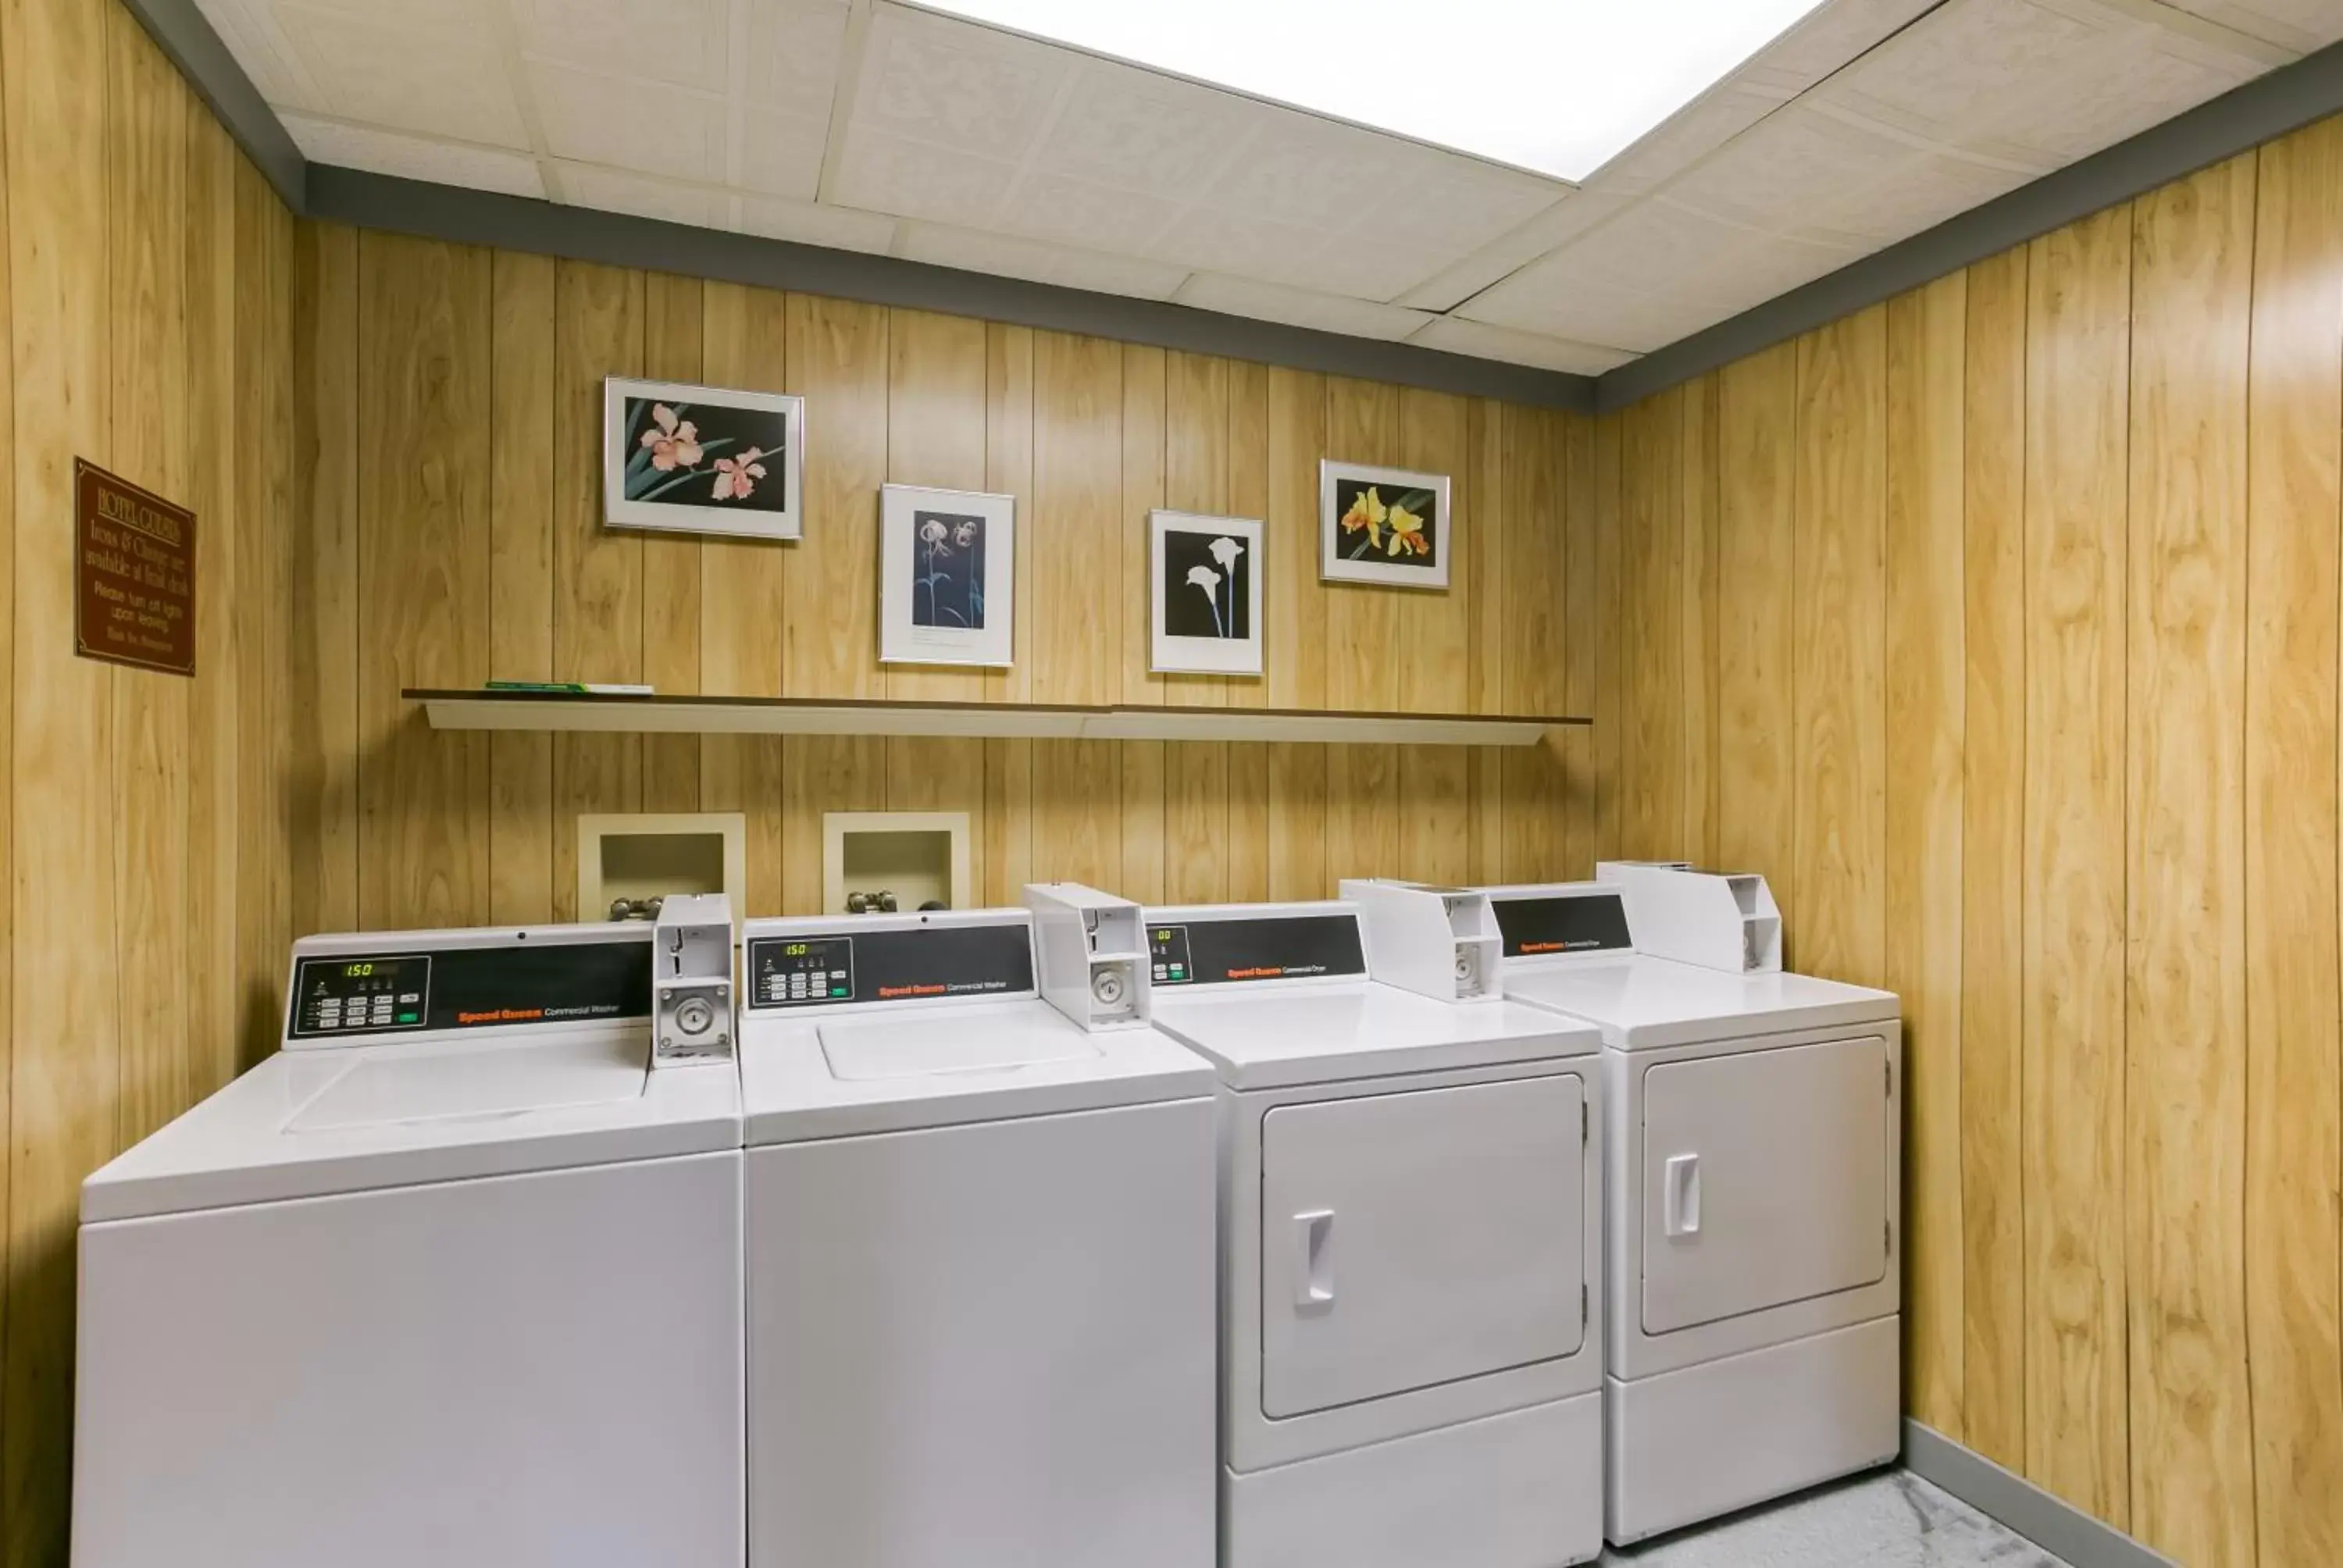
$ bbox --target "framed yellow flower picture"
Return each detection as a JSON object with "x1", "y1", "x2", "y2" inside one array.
[
  {"x1": 1320, "y1": 459, "x2": 1450, "y2": 590},
  {"x1": 603, "y1": 376, "x2": 804, "y2": 541}
]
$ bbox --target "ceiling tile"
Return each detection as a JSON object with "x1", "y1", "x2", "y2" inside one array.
[
  {"x1": 275, "y1": 4, "x2": 531, "y2": 147},
  {"x1": 527, "y1": 60, "x2": 728, "y2": 181},
  {"x1": 1396, "y1": 191, "x2": 1615, "y2": 313},
  {"x1": 895, "y1": 222, "x2": 1190, "y2": 300},
  {"x1": 552, "y1": 162, "x2": 733, "y2": 230},
  {"x1": 736, "y1": 103, "x2": 832, "y2": 201},
  {"x1": 2161, "y1": 0, "x2": 2343, "y2": 51},
  {"x1": 1662, "y1": 102, "x2": 2034, "y2": 248},
  {"x1": 1406, "y1": 317, "x2": 1636, "y2": 376},
  {"x1": 1140, "y1": 206, "x2": 1332, "y2": 291},
  {"x1": 992, "y1": 169, "x2": 1183, "y2": 255},
  {"x1": 1816, "y1": 0, "x2": 2271, "y2": 167},
  {"x1": 1173, "y1": 273, "x2": 1433, "y2": 342},
  {"x1": 194, "y1": 1, "x2": 323, "y2": 112},
  {"x1": 736, "y1": 194, "x2": 898, "y2": 254},
  {"x1": 510, "y1": 0, "x2": 728, "y2": 93},
  {"x1": 830, "y1": 129, "x2": 1021, "y2": 227},
  {"x1": 1025, "y1": 59, "x2": 1262, "y2": 201},
  {"x1": 1457, "y1": 272, "x2": 1726, "y2": 355},
  {"x1": 284, "y1": 113, "x2": 547, "y2": 198},
  {"x1": 742, "y1": 0, "x2": 856, "y2": 109},
  {"x1": 851, "y1": 3, "x2": 1074, "y2": 163}
]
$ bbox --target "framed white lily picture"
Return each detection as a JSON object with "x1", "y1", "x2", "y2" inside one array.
[
  {"x1": 1320, "y1": 459, "x2": 1450, "y2": 590},
  {"x1": 604, "y1": 376, "x2": 804, "y2": 541},
  {"x1": 1152, "y1": 511, "x2": 1264, "y2": 677},
  {"x1": 880, "y1": 484, "x2": 1017, "y2": 668}
]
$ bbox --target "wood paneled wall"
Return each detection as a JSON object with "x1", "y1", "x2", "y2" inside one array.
[
  {"x1": 1614, "y1": 124, "x2": 2343, "y2": 1568},
  {"x1": 0, "y1": 0, "x2": 299, "y2": 1559},
  {"x1": 286, "y1": 226, "x2": 1619, "y2": 937}
]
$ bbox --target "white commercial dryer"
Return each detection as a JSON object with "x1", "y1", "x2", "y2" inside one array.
[
  {"x1": 738, "y1": 895, "x2": 1217, "y2": 1568},
  {"x1": 73, "y1": 916, "x2": 745, "y2": 1568},
  {"x1": 1475, "y1": 874, "x2": 1903, "y2": 1545},
  {"x1": 1140, "y1": 894, "x2": 1606, "y2": 1568}
]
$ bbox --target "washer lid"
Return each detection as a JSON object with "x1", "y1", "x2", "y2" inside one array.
[
  {"x1": 1501, "y1": 954, "x2": 1899, "y2": 1049},
  {"x1": 743, "y1": 998, "x2": 1212, "y2": 1144},
  {"x1": 81, "y1": 1025, "x2": 743, "y2": 1224},
  {"x1": 818, "y1": 1013, "x2": 1102, "y2": 1080},
  {"x1": 1150, "y1": 985, "x2": 1597, "y2": 1091}
]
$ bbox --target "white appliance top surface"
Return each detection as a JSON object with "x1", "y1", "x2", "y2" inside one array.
[
  {"x1": 1500, "y1": 954, "x2": 1899, "y2": 1049},
  {"x1": 1147, "y1": 983, "x2": 1598, "y2": 1090},
  {"x1": 741, "y1": 997, "x2": 1213, "y2": 1143},
  {"x1": 82, "y1": 1026, "x2": 743, "y2": 1224}
]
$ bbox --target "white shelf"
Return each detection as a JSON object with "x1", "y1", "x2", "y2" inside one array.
[{"x1": 408, "y1": 691, "x2": 1582, "y2": 748}]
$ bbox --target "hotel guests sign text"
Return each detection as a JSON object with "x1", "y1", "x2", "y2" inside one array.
[{"x1": 76, "y1": 458, "x2": 194, "y2": 677}]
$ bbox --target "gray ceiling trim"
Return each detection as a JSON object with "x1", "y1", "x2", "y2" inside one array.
[
  {"x1": 119, "y1": 0, "x2": 305, "y2": 206},
  {"x1": 305, "y1": 166, "x2": 1600, "y2": 412},
  {"x1": 1595, "y1": 35, "x2": 2343, "y2": 412}
]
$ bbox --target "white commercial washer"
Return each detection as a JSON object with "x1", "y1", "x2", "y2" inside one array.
[
  {"x1": 73, "y1": 917, "x2": 745, "y2": 1568},
  {"x1": 738, "y1": 896, "x2": 1217, "y2": 1568},
  {"x1": 1140, "y1": 893, "x2": 1605, "y2": 1568},
  {"x1": 1474, "y1": 875, "x2": 1903, "y2": 1545}
]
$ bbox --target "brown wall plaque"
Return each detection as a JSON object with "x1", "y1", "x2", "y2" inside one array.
[{"x1": 76, "y1": 458, "x2": 194, "y2": 677}]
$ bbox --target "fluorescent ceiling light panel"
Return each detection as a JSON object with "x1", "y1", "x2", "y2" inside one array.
[{"x1": 912, "y1": 0, "x2": 1831, "y2": 182}]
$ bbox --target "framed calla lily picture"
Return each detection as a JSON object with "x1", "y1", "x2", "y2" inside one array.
[
  {"x1": 1320, "y1": 459, "x2": 1450, "y2": 590},
  {"x1": 603, "y1": 376, "x2": 804, "y2": 541},
  {"x1": 1152, "y1": 511, "x2": 1264, "y2": 677},
  {"x1": 880, "y1": 484, "x2": 1017, "y2": 668}
]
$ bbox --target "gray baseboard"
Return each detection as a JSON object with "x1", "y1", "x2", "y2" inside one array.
[{"x1": 1903, "y1": 1420, "x2": 2175, "y2": 1568}]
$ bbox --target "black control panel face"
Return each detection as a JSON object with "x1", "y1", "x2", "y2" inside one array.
[
  {"x1": 747, "y1": 922, "x2": 1035, "y2": 1010},
  {"x1": 288, "y1": 939, "x2": 652, "y2": 1041},
  {"x1": 1150, "y1": 914, "x2": 1366, "y2": 987},
  {"x1": 1491, "y1": 893, "x2": 1632, "y2": 958}
]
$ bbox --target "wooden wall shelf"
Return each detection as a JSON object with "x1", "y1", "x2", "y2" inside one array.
[{"x1": 407, "y1": 690, "x2": 1586, "y2": 748}]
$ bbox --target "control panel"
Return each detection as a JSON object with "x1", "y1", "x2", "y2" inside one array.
[
  {"x1": 1146, "y1": 912, "x2": 1366, "y2": 987},
  {"x1": 746, "y1": 921, "x2": 1034, "y2": 1010},
  {"x1": 1488, "y1": 890, "x2": 1634, "y2": 958},
  {"x1": 287, "y1": 933, "x2": 653, "y2": 1043}
]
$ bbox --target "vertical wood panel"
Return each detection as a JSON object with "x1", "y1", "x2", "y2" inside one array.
[
  {"x1": 1503, "y1": 405, "x2": 1567, "y2": 879},
  {"x1": 1885, "y1": 273, "x2": 1969, "y2": 1438},
  {"x1": 1792, "y1": 305, "x2": 1888, "y2": 988},
  {"x1": 1621, "y1": 389, "x2": 1682, "y2": 860},
  {"x1": 2243, "y1": 119, "x2": 2343, "y2": 1568},
  {"x1": 547, "y1": 261, "x2": 643, "y2": 919},
  {"x1": 1400, "y1": 388, "x2": 1471, "y2": 880},
  {"x1": 2125, "y1": 155, "x2": 2256, "y2": 1568},
  {"x1": 1164, "y1": 353, "x2": 1229, "y2": 901},
  {"x1": 1559, "y1": 413, "x2": 1599, "y2": 876},
  {"x1": 0, "y1": 0, "x2": 101, "y2": 1551},
  {"x1": 1030, "y1": 331, "x2": 1121, "y2": 707},
  {"x1": 1266, "y1": 368, "x2": 1327, "y2": 713},
  {"x1": 1678, "y1": 372, "x2": 1719, "y2": 864},
  {"x1": 1590, "y1": 412, "x2": 1624, "y2": 867},
  {"x1": 486, "y1": 251, "x2": 556, "y2": 925},
  {"x1": 355, "y1": 233, "x2": 492, "y2": 931},
  {"x1": 987, "y1": 321, "x2": 1035, "y2": 704},
  {"x1": 2022, "y1": 205, "x2": 2133, "y2": 1528},
  {"x1": 1225, "y1": 362, "x2": 1271, "y2": 894},
  {"x1": 1960, "y1": 243, "x2": 2031, "y2": 1473},
  {"x1": 1715, "y1": 343, "x2": 1798, "y2": 909},
  {"x1": 107, "y1": 10, "x2": 188, "y2": 1149},
  {"x1": 183, "y1": 105, "x2": 237, "y2": 1095}
]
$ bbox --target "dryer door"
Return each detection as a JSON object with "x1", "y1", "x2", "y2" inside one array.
[
  {"x1": 1258, "y1": 1074, "x2": 1585, "y2": 1420},
  {"x1": 1639, "y1": 1035, "x2": 1891, "y2": 1335}
]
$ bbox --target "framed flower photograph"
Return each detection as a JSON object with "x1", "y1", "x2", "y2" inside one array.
[
  {"x1": 1152, "y1": 511, "x2": 1264, "y2": 677},
  {"x1": 604, "y1": 376, "x2": 804, "y2": 541},
  {"x1": 1320, "y1": 459, "x2": 1450, "y2": 590},
  {"x1": 879, "y1": 484, "x2": 1016, "y2": 668}
]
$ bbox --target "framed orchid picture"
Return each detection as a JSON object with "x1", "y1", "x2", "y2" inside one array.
[
  {"x1": 1152, "y1": 511, "x2": 1264, "y2": 677},
  {"x1": 1320, "y1": 459, "x2": 1450, "y2": 590},
  {"x1": 879, "y1": 484, "x2": 1016, "y2": 668},
  {"x1": 603, "y1": 376, "x2": 804, "y2": 541}
]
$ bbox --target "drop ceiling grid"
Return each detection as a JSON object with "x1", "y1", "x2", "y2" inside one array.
[
  {"x1": 186, "y1": 0, "x2": 2343, "y2": 381},
  {"x1": 1450, "y1": 0, "x2": 2317, "y2": 351}
]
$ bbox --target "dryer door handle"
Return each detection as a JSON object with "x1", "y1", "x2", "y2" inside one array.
[
  {"x1": 1663, "y1": 1153, "x2": 1703, "y2": 1238},
  {"x1": 1293, "y1": 1209, "x2": 1336, "y2": 1313}
]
